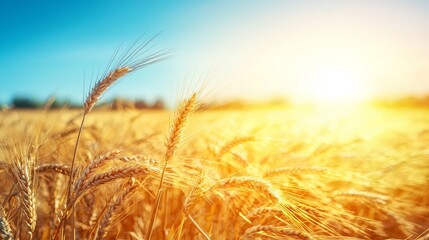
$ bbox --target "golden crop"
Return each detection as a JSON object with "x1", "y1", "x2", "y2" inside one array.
[{"x1": 1, "y1": 105, "x2": 428, "y2": 239}]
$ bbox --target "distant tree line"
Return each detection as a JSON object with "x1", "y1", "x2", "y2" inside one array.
[
  {"x1": 109, "y1": 97, "x2": 165, "y2": 110},
  {"x1": 1, "y1": 96, "x2": 165, "y2": 110},
  {"x1": 8, "y1": 97, "x2": 80, "y2": 109},
  {"x1": 2, "y1": 95, "x2": 429, "y2": 111}
]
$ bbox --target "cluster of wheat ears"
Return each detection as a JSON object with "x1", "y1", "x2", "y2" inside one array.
[{"x1": 1, "y1": 38, "x2": 429, "y2": 240}]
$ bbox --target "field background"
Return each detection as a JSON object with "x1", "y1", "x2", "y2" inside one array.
[{"x1": 1, "y1": 105, "x2": 428, "y2": 239}]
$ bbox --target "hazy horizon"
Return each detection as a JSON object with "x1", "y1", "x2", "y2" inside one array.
[{"x1": 1, "y1": 1, "x2": 428, "y2": 105}]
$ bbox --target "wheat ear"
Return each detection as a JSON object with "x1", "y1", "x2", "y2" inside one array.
[
  {"x1": 66, "y1": 36, "x2": 168, "y2": 203},
  {"x1": 183, "y1": 166, "x2": 207, "y2": 214},
  {"x1": 67, "y1": 67, "x2": 128, "y2": 228},
  {"x1": 83, "y1": 67, "x2": 131, "y2": 114},
  {"x1": 231, "y1": 153, "x2": 249, "y2": 166},
  {"x1": 240, "y1": 225, "x2": 312, "y2": 240},
  {"x1": 216, "y1": 136, "x2": 254, "y2": 160},
  {"x1": 96, "y1": 179, "x2": 137, "y2": 240},
  {"x1": 213, "y1": 176, "x2": 281, "y2": 203},
  {"x1": 146, "y1": 93, "x2": 197, "y2": 240},
  {"x1": 335, "y1": 190, "x2": 388, "y2": 204},
  {"x1": 246, "y1": 207, "x2": 283, "y2": 220},
  {"x1": 15, "y1": 160, "x2": 36, "y2": 240},
  {"x1": 72, "y1": 166, "x2": 150, "y2": 205},
  {"x1": 55, "y1": 37, "x2": 168, "y2": 240},
  {"x1": 73, "y1": 150, "x2": 122, "y2": 195},
  {"x1": 165, "y1": 93, "x2": 197, "y2": 161},
  {"x1": 184, "y1": 185, "x2": 204, "y2": 215},
  {"x1": 0, "y1": 205, "x2": 13, "y2": 240},
  {"x1": 53, "y1": 165, "x2": 149, "y2": 239},
  {"x1": 35, "y1": 163, "x2": 71, "y2": 175},
  {"x1": 263, "y1": 166, "x2": 328, "y2": 178}
]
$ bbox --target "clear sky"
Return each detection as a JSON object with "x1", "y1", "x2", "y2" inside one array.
[{"x1": 1, "y1": 0, "x2": 428, "y2": 105}]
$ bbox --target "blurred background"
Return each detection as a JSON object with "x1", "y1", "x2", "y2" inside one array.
[{"x1": 0, "y1": 0, "x2": 428, "y2": 109}]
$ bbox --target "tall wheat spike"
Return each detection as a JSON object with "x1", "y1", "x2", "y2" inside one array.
[
  {"x1": 68, "y1": 43, "x2": 167, "y2": 198},
  {"x1": 165, "y1": 93, "x2": 197, "y2": 162},
  {"x1": 146, "y1": 92, "x2": 198, "y2": 240},
  {"x1": 14, "y1": 157, "x2": 36, "y2": 240},
  {"x1": 60, "y1": 37, "x2": 168, "y2": 239},
  {"x1": 83, "y1": 67, "x2": 131, "y2": 114}
]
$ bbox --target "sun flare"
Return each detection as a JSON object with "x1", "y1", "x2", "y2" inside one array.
[
  {"x1": 311, "y1": 67, "x2": 367, "y2": 104},
  {"x1": 293, "y1": 63, "x2": 370, "y2": 107}
]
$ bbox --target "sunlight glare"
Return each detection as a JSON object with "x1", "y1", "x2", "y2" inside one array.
[
  {"x1": 297, "y1": 64, "x2": 370, "y2": 107},
  {"x1": 313, "y1": 67, "x2": 364, "y2": 103}
]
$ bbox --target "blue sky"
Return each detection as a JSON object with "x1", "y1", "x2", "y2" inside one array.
[
  {"x1": 1, "y1": 1, "x2": 429, "y2": 105},
  {"x1": 0, "y1": 0, "x2": 198, "y2": 104}
]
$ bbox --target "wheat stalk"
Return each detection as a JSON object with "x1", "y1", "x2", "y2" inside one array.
[
  {"x1": 64, "y1": 38, "x2": 169, "y2": 237},
  {"x1": 95, "y1": 179, "x2": 137, "y2": 240}
]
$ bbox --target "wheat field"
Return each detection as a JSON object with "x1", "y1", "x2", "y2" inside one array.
[
  {"x1": 0, "y1": 35, "x2": 428, "y2": 239},
  {"x1": 1, "y1": 102, "x2": 428, "y2": 239},
  {"x1": 2, "y1": 1, "x2": 429, "y2": 239}
]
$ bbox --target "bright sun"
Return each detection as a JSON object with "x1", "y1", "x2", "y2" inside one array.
[
  {"x1": 311, "y1": 67, "x2": 366, "y2": 104},
  {"x1": 296, "y1": 64, "x2": 370, "y2": 107}
]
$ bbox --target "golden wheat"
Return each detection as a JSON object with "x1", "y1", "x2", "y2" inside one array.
[
  {"x1": 35, "y1": 163, "x2": 71, "y2": 175},
  {"x1": 0, "y1": 205, "x2": 13, "y2": 240},
  {"x1": 213, "y1": 176, "x2": 281, "y2": 203},
  {"x1": 240, "y1": 225, "x2": 312, "y2": 240},
  {"x1": 263, "y1": 166, "x2": 328, "y2": 178},
  {"x1": 95, "y1": 179, "x2": 137, "y2": 240},
  {"x1": 84, "y1": 67, "x2": 131, "y2": 114}
]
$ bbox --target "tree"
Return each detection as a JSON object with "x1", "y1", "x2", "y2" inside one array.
[{"x1": 11, "y1": 97, "x2": 41, "y2": 108}]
